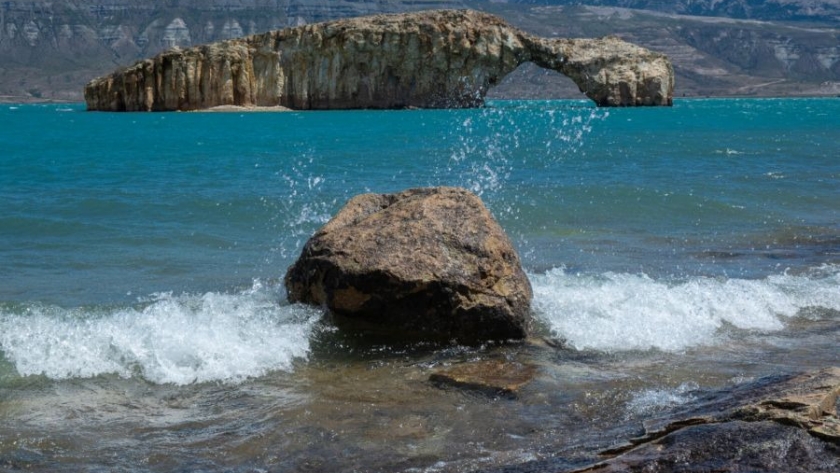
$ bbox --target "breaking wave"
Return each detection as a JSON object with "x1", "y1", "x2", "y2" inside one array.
[
  {"x1": 531, "y1": 265, "x2": 840, "y2": 352},
  {"x1": 0, "y1": 281, "x2": 319, "y2": 385}
]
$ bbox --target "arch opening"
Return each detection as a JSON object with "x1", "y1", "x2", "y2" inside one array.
[{"x1": 486, "y1": 62, "x2": 585, "y2": 101}]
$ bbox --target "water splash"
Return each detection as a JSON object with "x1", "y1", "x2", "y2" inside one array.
[
  {"x1": 0, "y1": 281, "x2": 320, "y2": 385},
  {"x1": 432, "y1": 102, "x2": 608, "y2": 243},
  {"x1": 262, "y1": 102, "x2": 609, "y2": 266},
  {"x1": 262, "y1": 149, "x2": 342, "y2": 261},
  {"x1": 531, "y1": 265, "x2": 840, "y2": 352}
]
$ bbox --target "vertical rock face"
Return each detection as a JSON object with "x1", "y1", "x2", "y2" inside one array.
[{"x1": 84, "y1": 9, "x2": 674, "y2": 110}]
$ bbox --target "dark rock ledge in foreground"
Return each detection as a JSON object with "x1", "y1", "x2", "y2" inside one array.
[
  {"x1": 84, "y1": 9, "x2": 674, "y2": 111},
  {"x1": 284, "y1": 186, "x2": 532, "y2": 345},
  {"x1": 483, "y1": 367, "x2": 840, "y2": 473}
]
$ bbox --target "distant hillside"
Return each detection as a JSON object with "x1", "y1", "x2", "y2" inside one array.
[
  {"x1": 0, "y1": 0, "x2": 464, "y2": 102},
  {"x1": 502, "y1": 0, "x2": 840, "y2": 24},
  {"x1": 1, "y1": 0, "x2": 838, "y2": 102}
]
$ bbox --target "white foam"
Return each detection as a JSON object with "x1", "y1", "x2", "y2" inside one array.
[
  {"x1": 531, "y1": 265, "x2": 840, "y2": 352},
  {"x1": 627, "y1": 381, "x2": 699, "y2": 416},
  {"x1": 0, "y1": 281, "x2": 320, "y2": 385}
]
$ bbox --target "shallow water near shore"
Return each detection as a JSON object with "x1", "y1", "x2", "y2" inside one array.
[{"x1": 1, "y1": 98, "x2": 839, "y2": 471}]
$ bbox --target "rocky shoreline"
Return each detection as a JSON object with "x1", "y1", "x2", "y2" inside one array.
[
  {"x1": 476, "y1": 366, "x2": 840, "y2": 472},
  {"x1": 284, "y1": 185, "x2": 839, "y2": 472}
]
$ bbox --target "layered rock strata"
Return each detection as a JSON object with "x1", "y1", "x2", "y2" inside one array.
[
  {"x1": 571, "y1": 367, "x2": 840, "y2": 473},
  {"x1": 84, "y1": 9, "x2": 674, "y2": 110},
  {"x1": 284, "y1": 187, "x2": 533, "y2": 344}
]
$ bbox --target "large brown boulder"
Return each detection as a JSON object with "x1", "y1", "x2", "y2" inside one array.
[
  {"x1": 84, "y1": 9, "x2": 674, "y2": 111},
  {"x1": 284, "y1": 187, "x2": 532, "y2": 344}
]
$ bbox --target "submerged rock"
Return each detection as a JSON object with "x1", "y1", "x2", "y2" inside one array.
[
  {"x1": 84, "y1": 9, "x2": 674, "y2": 111},
  {"x1": 284, "y1": 187, "x2": 532, "y2": 344},
  {"x1": 430, "y1": 360, "x2": 537, "y2": 398}
]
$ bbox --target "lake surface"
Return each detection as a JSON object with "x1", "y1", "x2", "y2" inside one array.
[{"x1": 1, "y1": 98, "x2": 838, "y2": 471}]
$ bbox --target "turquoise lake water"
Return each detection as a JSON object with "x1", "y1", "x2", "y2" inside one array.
[{"x1": 0, "y1": 98, "x2": 838, "y2": 471}]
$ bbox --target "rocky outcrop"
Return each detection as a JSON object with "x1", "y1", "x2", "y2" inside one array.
[
  {"x1": 7, "y1": 2, "x2": 840, "y2": 103},
  {"x1": 570, "y1": 367, "x2": 840, "y2": 473},
  {"x1": 483, "y1": 367, "x2": 840, "y2": 473},
  {"x1": 83, "y1": 9, "x2": 674, "y2": 110},
  {"x1": 284, "y1": 187, "x2": 533, "y2": 344}
]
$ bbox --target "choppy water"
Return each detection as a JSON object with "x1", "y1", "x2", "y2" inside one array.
[{"x1": 1, "y1": 98, "x2": 838, "y2": 471}]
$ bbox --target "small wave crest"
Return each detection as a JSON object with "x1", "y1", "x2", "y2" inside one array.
[
  {"x1": 531, "y1": 265, "x2": 840, "y2": 352},
  {"x1": 0, "y1": 281, "x2": 320, "y2": 385}
]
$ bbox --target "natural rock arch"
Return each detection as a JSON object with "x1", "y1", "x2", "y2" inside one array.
[
  {"x1": 486, "y1": 62, "x2": 585, "y2": 100},
  {"x1": 84, "y1": 9, "x2": 674, "y2": 111}
]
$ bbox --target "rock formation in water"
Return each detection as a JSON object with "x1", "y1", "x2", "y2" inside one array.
[
  {"x1": 284, "y1": 187, "x2": 533, "y2": 344},
  {"x1": 83, "y1": 9, "x2": 674, "y2": 111},
  {"x1": 568, "y1": 367, "x2": 840, "y2": 473}
]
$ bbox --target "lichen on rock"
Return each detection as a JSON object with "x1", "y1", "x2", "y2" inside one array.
[{"x1": 84, "y1": 9, "x2": 674, "y2": 111}]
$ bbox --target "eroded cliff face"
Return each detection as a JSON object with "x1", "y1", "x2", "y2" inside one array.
[{"x1": 84, "y1": 9, "x2": 674, "y2": 110}]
